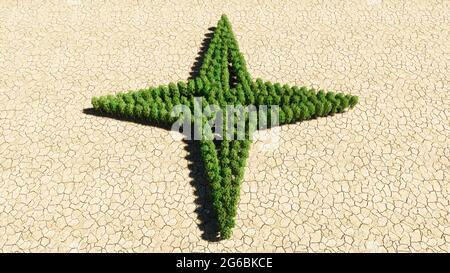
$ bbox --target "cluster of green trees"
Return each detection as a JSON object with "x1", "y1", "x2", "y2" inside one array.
[
  {"x1": 91, "y1": 80, "x2": 200, "y2": 123},
  {"x1": 251, "y1": 80, "x2": 358, "y2": 124},
  {"x1": 197, "y1": 15, "x2": 256, "y2": 239},
  {"x1": 200, "y1": 136, "x2": 251, "y2": 239},
  {"x1": 91, "y1": 14, "x2": 359, "y2": 239}
]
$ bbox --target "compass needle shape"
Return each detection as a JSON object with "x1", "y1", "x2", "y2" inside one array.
[{"x1": 90, "y1": 15, "x2": 359, "y2": 239}]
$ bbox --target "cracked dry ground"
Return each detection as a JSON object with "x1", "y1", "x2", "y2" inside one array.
[{"x1": 0, "y1": 0, "x2": 449, "y2": 252}]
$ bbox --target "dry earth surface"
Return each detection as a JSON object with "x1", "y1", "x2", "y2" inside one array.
[{"x1": 0, "y1": 0, "x2": 449, "y2": 252}]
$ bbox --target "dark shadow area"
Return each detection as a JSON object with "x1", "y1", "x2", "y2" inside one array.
[
  {"x1": 183, "y1": 139, "x2": 220, "y2": 241},
  {"x1": 228, "y1": 63, "x2": 239, "y2": 88},
  {"x1": 82, "y1": 108, "x2": 173, "y2": 130},
  {"x1": 189, "y1": 27, "x2": 216, "y2": 79},
  {"x1": 184, "y1": 26, "x2": 221, "y2": 240}
]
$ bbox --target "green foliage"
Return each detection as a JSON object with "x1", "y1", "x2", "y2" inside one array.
[
  {"x1": 90, "y1": 14, "x2": 359, "y2": 240},
  {"x1": 169, "y1": 82, "x2": 180, "y2": 101},
  {"x1": 123, "y1": 93, "x2": 134, "y2": 104},
  {"x1": 91, "y1": 97, "x2": 99, "y2": 109},
  {"x1": 315, "y1": 101, "x2": 324, "y2": 117},
  {"x1": 300, "y1": 102, "x2": 310, "y2": 120},
  {"x1": 118, "y1": 100, "x2": 126, "y2": 115},
  {"x1": 323, "y1": 101, "x2": 332, "y2": 115},
  {"x1": 142, "y1": 102, "x2": 150, "y2": 118},
  {"x1": 132, "y1": 91, "x2": 142, "y2": 102},
  {"x1": 110, "y1": 99, "x2": 119, "y2": 113},
  {"x1": 284, "y1": 105, "x2": 294, "y2": 123},
  {"x1": 187, "y1": 79, "x2": 196, "y2": 95},
  {"x1": 195, "y1": 77, "x2": 204, "y2": 94},
  {"x1": 236, "y1": 85, "x2": 246, "y2": 105},
  {"x1": 135, "y1": 104, "x2": 143, "y2": 118},
  {"x1": 99, "y1": 96, "x2": 110, "y2": 113},
  {"x1": 306, "y1": 101, "x2": 316, "y2": 117},
  {"x1": 141, "y1": 89, "x2": 150, "y2": 102},
  {"x1": 125, "y1": 103, "x2": 134, "y2": 117},
  {"x1": 150, "y1": 102, "x2": 159, "y2": 120},
  {"x1": 178, "y1": 81, "x2": 188, "y2": 96},
  {"x1": 292, "y1": 104, "x2": 301, "y2": 120},
  {"x1": 349, "y1": 95, "x2": 359, "y2": 108},
  {"x1": 200, "y1": 136, "x2": 251, "y2": 239}
]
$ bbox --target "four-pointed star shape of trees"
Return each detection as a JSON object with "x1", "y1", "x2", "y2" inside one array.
[{"x1": 91, "y1": 15, "x2": 359, "y2": 239}]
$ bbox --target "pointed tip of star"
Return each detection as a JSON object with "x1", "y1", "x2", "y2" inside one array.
[{"x1": 219, "y1": 14, "x2": 231, "y2": 27}]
